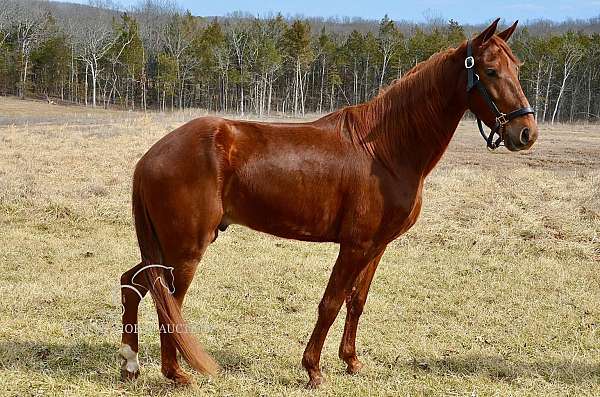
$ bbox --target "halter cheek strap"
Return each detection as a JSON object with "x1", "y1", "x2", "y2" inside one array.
[{"x1": 465, "y1": 40, "x2": 535, "y2": 149}]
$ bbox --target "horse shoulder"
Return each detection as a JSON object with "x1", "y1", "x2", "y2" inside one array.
[{"x1": 368, "y1": 169, "x2": 425, "y2": 243}]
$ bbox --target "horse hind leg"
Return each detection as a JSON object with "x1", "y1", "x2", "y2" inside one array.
[
  {"x1": 147, "y1": 199, "x2": 223, "y2": 384},
  {"x1": 130, "y1": 141, "x2": 224, "y2": 383},
  {"x1": 123, "y1": 234, "x2": 216, "y2": 384},
  {"x1": 119, "y1": 262, "x2": 150, "y2": 381}
]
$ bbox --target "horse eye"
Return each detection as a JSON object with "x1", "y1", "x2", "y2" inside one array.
[{"x1": 485, "y1": 68, "x2": 497, "y2": 77}]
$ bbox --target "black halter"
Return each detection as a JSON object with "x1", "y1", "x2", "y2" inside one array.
[{"x1": 465, "y1": 40, "x2": 535, "y2": 149}]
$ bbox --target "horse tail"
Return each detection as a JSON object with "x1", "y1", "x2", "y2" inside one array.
[{"x1": 132, "y1": 167, "x2": 219, "y2": 376}]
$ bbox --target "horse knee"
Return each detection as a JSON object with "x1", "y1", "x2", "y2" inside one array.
[
  {"x1": 347, "y1": 299, "x2": 365, "y2": 318},
  {"x1": 318, "y1": 298, "x2": 337, "y2": 317},
  {"x1": 317, "y1": 298, "x2": 342, "y2": 328}
]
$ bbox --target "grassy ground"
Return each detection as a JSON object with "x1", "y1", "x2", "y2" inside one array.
[{"x1": 0, "y1": 96, "x2": 599, "y2": 396}]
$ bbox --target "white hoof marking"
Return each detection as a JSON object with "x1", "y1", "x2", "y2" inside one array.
[{"x1": 119, "y1": 344, "x2": 139, "y2": 373}]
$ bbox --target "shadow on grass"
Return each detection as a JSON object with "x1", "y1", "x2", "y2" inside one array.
[
  {"x1": 406, "y1": 353, "x2": 600, "y2": 385},
  {"x1": 0, "y1": 339, "x2": 251, "y2": 391},
  {"x1": 3, "y1": 340, "x2": 598, "y2": 388}
]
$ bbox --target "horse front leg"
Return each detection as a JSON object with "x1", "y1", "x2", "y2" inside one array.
[
  {"x1": 302, "y1": 244, "x2": 381, "y2": 388},
  {"x1": 338, "y1": 249, "x2": 385, "y2": 374}
]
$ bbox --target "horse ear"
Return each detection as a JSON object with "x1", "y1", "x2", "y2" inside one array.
[
  {"x1": 473, "y1": 18, "x2": 500, "y2": 47},
  {"x1": 497, "y1": 20, "x2": 518, "y2": 42}
]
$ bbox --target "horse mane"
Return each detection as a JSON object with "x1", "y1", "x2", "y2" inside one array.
[
  {"x1": 376, "y1": 51, "x2": 440, "y2": 96},
  {"x1": 318, "y1": 44, "x2": 461, "y2": 174}
]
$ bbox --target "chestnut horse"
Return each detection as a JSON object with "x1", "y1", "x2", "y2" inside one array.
[{"x1": 119, "y1": 19, "x2": 538, "y2": 387}]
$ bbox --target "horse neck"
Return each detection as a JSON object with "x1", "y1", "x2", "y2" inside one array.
[{"x1": 356, "y1": 46, "x2": 468, "y2": 178}]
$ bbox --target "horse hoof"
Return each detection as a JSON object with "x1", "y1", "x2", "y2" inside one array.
[
  {"x1": 120, "y1": 368, "x2": 139, "y2": 381},
  {"x1": 164, "y1": 369, "x2": 193, "y2": 385},
  {"x1": 305, "y1": 375, "x2": 324, "y2": 389},
  {"x1": 346, "y1": 360, "x2": 364, "y2": 375}
]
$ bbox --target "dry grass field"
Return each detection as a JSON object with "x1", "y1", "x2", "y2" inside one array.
[{"x1": 0, "y1": 96, "x2": 599, "y2": 396}]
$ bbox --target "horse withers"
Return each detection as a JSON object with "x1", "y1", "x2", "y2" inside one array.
[{"x1": 119, "y1": 18, "x2": 538, "y2": 388}]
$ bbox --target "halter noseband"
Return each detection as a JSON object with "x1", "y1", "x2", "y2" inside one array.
[{"x1": 465, "y1": 40, "x2": 535, "y2": 150}]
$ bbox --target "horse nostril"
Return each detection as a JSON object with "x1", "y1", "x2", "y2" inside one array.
[{"x1": 520, "y1": 127, "x2": 530, "y2": 145}]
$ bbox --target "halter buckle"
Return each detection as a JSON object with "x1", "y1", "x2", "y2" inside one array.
[
  {"x1": 465, "y1": 56, "x2": 475, "y2": 69},
  {"x1": 496, "y1": 113, "x2": 509, "y2": 125}
]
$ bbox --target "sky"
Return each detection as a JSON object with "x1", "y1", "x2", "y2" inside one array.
[{"x1": 65, "y1": 0, "x2": 600, "y2": 24}]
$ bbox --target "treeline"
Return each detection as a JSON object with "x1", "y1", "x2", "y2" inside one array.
[{"x1": 1, "y1": 0, "x2": 599, "y2": 123}]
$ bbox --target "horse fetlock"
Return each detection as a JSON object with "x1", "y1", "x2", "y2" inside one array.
[
  {"x1": 162, "y1": 367, "x2": 193, "y2": 385},
  {"x1": 345, "y1": 357, "x2": 364, "y2": 375},
  {"x1": 305, "y1": 372, "x2": 324, "y2": 389}
]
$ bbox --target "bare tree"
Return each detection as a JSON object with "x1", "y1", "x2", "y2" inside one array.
[
  {"x1": 542, "y1": 61, "x2": 553, "y2": 122},
  {"x1": 214, "y1": 39, "x2": 231, "y2": 113},
  {"x1": 585, "y1": 41, "x2": 600, "y2": 122},
  {"x1": 551, "y1": 34, "x2": 583, "y2": 124},
  {"x1": 9, "y1": 1, "x2": 50, "y2": 97},
  {"x1": 161, "y1": 11, "x2": 198, "y2": 110},
  {"x1": 133, "y1": 0, "x2": 178, "y2": 110},
  {"x1": 0, "y1": 4, "x2": 11, "y2": 47},
  {"x1": 69, "y1": 9, "x2": 117, "y2": 107},
  {"x1": 228, "y1": 20, "x2": 250, "y2": 115},
  {"x1": 378, "y1": 15, "x2": 400, "y2": 89},
  {"x1": 107, "y1": 23, "x2": 135, "y2": 108}
]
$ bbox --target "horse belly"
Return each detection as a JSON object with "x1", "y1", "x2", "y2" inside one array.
[{"x1": 223, "y1": 169, "x2": 345, "y2": 242}]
